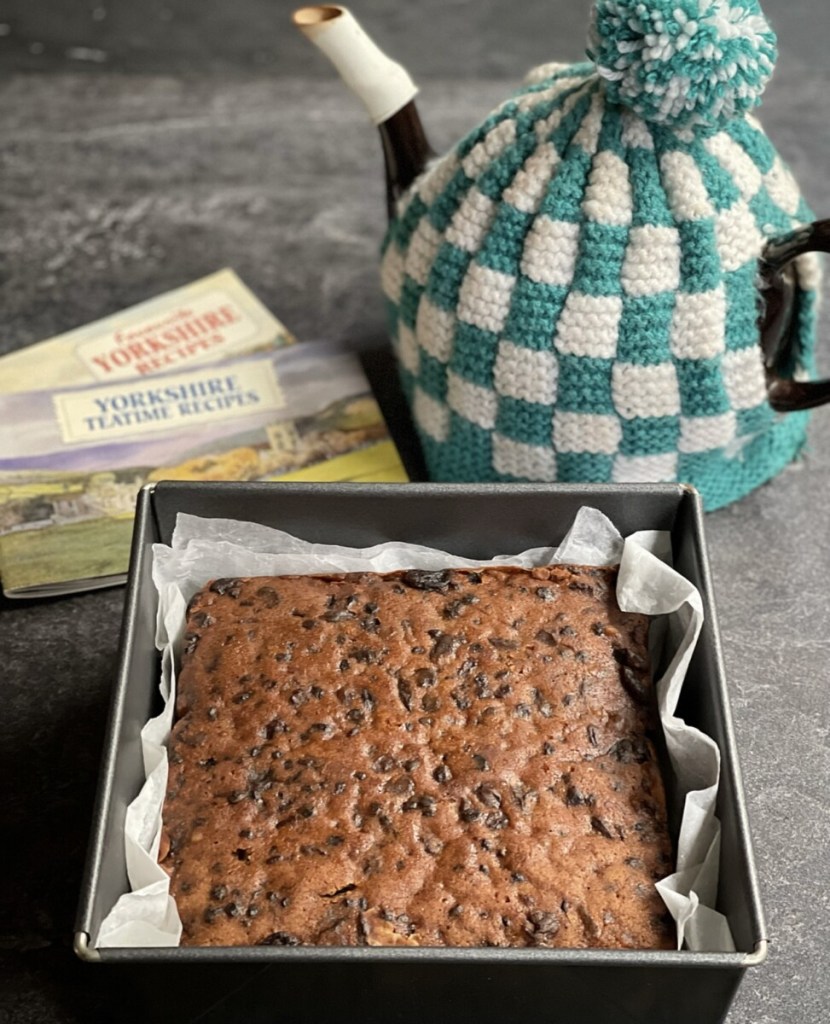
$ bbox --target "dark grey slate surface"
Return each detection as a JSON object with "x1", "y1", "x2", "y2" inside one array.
[{"x1": 1, "y1": 2, "x2": 828, "y2": 1021}]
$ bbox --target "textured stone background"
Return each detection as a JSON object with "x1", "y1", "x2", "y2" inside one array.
[{"x1": 0, "y1": 2, "x2": 828, "y2": 1022}]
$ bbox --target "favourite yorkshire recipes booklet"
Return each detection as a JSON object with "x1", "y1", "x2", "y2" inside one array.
[
  {"x1": 0, "y1": 341, "x2": 407, "y2": 597},
  {"x1": 0, "y1": 269, "x2": 296, "y2": 392}
]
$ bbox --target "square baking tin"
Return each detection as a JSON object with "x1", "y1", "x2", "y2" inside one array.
[{"x1": 75, "y1": 481, "x2": 766, "y2": 1024}]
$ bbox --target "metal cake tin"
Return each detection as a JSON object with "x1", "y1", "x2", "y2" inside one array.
[{"x1": 75, "y1": 481, "x2": 766, "y2": 1024}]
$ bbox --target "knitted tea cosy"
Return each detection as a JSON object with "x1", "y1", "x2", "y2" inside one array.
[{"x1": 381, "y1": 0, "x2": 821, "y2": 510}]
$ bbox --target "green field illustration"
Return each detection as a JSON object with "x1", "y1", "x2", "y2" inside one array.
[{"x1": 0, "y1": 514, "x2": 136, "y2": 593}]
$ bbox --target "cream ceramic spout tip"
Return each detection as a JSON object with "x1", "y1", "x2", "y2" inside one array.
[
  {"x1": 291, "y1": 4, "x2": 418, "y2": 126},
  {"x1": 292, "y1": 6, "x2": 346, "y2": 33}
]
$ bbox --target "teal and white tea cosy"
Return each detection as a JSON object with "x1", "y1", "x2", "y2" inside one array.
[{"x1": 381, "y1": 0, "x2": 822, "y2": 510}]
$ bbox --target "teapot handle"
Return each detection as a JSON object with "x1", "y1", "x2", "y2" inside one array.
[{"x1": 759, "y1": 219, "x2": 830, "y2": 413}]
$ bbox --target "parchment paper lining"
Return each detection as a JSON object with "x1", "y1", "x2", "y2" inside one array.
[{"x1": 95, "y1": 506, "x2": 733, "y2": 952}]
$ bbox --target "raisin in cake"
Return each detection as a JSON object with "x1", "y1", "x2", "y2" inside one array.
[{"x1": 160, "y1": 565, "x2": 674, "y2": 948}]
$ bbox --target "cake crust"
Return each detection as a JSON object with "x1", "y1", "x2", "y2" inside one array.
[{"x1": 160, "y1": 565, "x2": 674, "y2": 948}]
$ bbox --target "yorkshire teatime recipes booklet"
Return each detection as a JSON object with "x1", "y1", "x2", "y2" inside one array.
[{"x1": 0, "y1": 341, "x2": 407, "y2": 597}]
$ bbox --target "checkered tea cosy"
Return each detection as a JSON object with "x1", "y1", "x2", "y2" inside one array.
[{"x1": 381, "y1": 0, "x2": 821, "y2": 509}]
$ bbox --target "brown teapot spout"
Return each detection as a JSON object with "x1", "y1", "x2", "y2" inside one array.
[{"x1": 293, "y1": 6, "x2": 433, "y2": 220}]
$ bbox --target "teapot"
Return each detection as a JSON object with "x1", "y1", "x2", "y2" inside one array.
[{"x1": 293, "y1": 2, "x2": 829, "y2": 509}]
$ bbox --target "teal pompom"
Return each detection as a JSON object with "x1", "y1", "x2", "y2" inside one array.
[{"x1": 588, "y1": 0, "x2": 778, "y2": 130}]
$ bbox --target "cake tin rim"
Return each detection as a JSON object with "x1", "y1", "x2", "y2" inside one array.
[
  {"x1": 73, "y1": 928, "x2": 766, "y2": 966},
  {"x1": 75, "y1": 480, "x2": 766, "y2": 971}
]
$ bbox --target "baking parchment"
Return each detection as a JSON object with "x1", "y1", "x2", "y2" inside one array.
[{"x1": 95, "y1": 506, "x2": 733, "y2": 952}]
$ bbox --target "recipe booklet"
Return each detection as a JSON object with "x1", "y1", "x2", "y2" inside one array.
[
  {"x1": 0, "y1": 341, "x2": 408, "y2": 597},
  {"x1": 0, "y1": 268, "x2": 296, "y2": 392}
]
